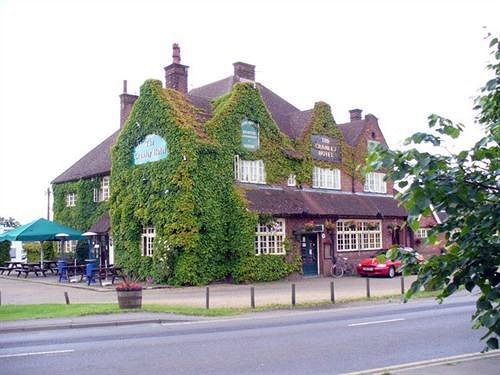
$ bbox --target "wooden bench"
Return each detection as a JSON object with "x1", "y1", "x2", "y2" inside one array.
[{"x1": 15, "y1": 264, "x2": 47, "y2": 278}]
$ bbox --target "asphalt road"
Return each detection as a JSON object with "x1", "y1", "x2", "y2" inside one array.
[{"x1": 0, "y1": 295, "x2": 485, "y2": 375}]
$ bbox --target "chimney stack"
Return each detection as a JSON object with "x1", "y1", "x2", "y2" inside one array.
[
  {"x1": 233, "y1": 62, "x2": 255, "y2": 81},
  {"x1": 349, "y1": 108, "x2": 362, "y2": 122},
  {"x1": 164, "y1": 43, "x2": 189, "y2": 94},
  {"x1": 119, "y1": 80, "x2": 138, "y2": 128}
]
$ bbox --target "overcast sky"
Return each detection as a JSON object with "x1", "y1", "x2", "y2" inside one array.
[{"x1": 0, "y1": 0, "x2": 498, "y2": 224}]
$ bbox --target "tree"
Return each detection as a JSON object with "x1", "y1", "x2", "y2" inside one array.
[
  {"x1": 367, "y1": 35, "x2": 499, "y2": 349},
  {"x1": 0, "y1": 216, "x2": 20, "y2": 228}
]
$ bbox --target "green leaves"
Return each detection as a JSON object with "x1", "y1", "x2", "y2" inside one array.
[{"x1": 368, "y1": 35, "x2": 500, "y2": 350}]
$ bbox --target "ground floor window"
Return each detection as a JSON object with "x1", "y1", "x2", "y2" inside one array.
[
  {"x1": 255, "y1": 219, "x2": 286, "y2": 255},
  {"x1": 141, "y1": 226, "x2": 155, "y2": 257},
  {"x1": 336, "y1": 220, "x2": 382, "y2": 251},
  {"x1": 62, "y1": 240, "x2": 77, "y2": 254},
  {"x1": 416, "y1": 228, "x2": 429, "y2": 238}
]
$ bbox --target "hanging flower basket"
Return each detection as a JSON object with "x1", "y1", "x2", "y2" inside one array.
[
  {"x1": 116, "y1": 279, "x2": 143, "y2": 309},
  {"x1": 304, "y1": 221, "x2": 315, "y2": 231},
  {"x1": 324, "y1": 220, "x2": 336, "y2": 232}
]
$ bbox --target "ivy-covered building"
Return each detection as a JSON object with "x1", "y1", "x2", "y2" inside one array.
[{"x1": 52, "y1": 44, "x2": 411, "y2": 284}]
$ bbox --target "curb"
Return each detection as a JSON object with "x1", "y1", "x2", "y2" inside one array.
[
  {"x1": 0, "y1": 318, "x2": 189, "y2": 334},
  {"x1": 341, "y1": 350, "x2": 500, "y2": 374}
]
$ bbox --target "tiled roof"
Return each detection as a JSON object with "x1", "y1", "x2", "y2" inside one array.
[
  {"x1": 189, "y1": 76, "x2": 235, "y2": 99},
  {"x1": 52, "y1": 130, "x2": 119, "y2": 184},
  {"x1": 89, "y1": 211, "x2": 110, "y2": 234},
  {"x1": 337, "y1": 120, "x2": 368, "y2": 146},
  {"x1": 243, "y1": 185, "x2": 407, "y2": 218}
]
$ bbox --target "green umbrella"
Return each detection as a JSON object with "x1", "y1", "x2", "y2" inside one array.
[{"x1": 0, "y1": 218, "x2": 84, "y2": 266}]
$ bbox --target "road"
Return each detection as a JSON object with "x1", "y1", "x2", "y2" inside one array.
[{"x1": 0, "y1": 295, "x2": 487, "y2": 374}]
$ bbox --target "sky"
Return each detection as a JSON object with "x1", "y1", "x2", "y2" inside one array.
[{"x1": 0, "y1": 0, "x2": 498, "y2": 224}]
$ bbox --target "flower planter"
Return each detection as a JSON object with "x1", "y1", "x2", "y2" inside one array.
[{"x1": 117, "y1": 290, "x2": 143, "y2": 309}]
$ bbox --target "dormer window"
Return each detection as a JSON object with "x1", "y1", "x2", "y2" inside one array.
[{"x1": 241, "y1": 120, "x2": 259, "y2": 151}]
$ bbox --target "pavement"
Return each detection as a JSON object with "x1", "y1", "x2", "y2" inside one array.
[
  {"x1": 0, "y1": 295, "x2": 495, "y2": 374},
  {"x1": 0, "y1": 273, "x2": 416, "y2": 307}
]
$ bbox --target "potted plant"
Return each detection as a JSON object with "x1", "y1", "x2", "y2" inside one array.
[{"x1": 116, "y1": 277, "x2": 143, "y2": 309}]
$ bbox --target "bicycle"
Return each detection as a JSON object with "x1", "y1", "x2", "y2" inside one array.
[{"x1": 330, "y1": 256, "x2": 355, "y2": 278}]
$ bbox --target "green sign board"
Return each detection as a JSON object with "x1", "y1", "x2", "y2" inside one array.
[
  {"x1": 241, "y1": 120, "x2": 259, "y2": 151},
  {"x1": 133, "y1": 134, "x2": 168, "y2": 165}
]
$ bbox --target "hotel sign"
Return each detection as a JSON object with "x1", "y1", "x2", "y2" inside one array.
[
  {"x1": 311, "y1": 135, "x2": 341, "y2": 162},
  {"x1": 133, "y1": 134, "x2": 168, "y2": 165}
]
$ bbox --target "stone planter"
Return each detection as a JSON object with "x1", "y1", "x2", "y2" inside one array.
[{"x1": 117, "y1": 290, "x2": 143, "y2": 309}]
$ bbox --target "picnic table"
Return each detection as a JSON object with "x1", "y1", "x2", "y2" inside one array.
[
  {"x1": 15, "y1": 263, "x2": 47, "y2": 278},
  {"x1": 58, "y1": 263, "x2": 85, "y2": 282},
  {"x1": 0, "y1": 261, "x2": 24, "y2": 275},
  {"x1": 88, "y1": 266, "x2": 125, "y2": 286},
  {"x1": 42, "y1": 260, "x2": 59, "y2": 274}
]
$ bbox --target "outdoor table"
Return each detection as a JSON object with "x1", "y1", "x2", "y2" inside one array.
[
  {"x1": 0, "y1": 261, "x2": 23, "y2": 275},
  {"x1": 42, "y1": 260, "x2": 58, "y2": 274},
  {"x1": 15, "y1": 263, "x2": 47, "y2": 278}
]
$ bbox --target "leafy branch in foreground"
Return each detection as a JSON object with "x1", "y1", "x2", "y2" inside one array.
[{"x1": 367, "y1": 35, "x2": 499, "y2": 350}]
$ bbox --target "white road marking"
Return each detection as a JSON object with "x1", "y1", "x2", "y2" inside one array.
[
  {"x1": 0, "y1": 349, "x2": 74, "y2": 358},
  {"x1": 348, "y1": 318, "x2": 405, "y2": 327}
]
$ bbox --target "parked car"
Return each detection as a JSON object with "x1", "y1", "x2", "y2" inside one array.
[{"x1": 356, "y1": 248, "x2": 424, "y2": 278}]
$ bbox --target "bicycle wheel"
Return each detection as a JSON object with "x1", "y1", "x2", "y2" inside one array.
[{"x1": 332, "y1": 264, "x2": 344, "y2": 278}]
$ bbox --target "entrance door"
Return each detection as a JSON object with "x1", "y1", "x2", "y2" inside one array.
[{"x1": 301, "y1": 233, "x2": 318, "y2": 276}]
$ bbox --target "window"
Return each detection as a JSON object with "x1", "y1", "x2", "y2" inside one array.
[
  {"x1": 141, "y1": 226, "x2": 155, "y2": 257},
  {"x1": 337, "y1": 220, "x2": 382, "y2": 251},
  {"x1": 364, "y1": 172, "x2": 387, "y2": 193},
  {"x1": 93, "y1": 176, "x2": 110, "y2": 202},
  {"x1": 416, "y1": 228, "x2": 429, "y2": 238},
  {"x1": 254, "y1": 219, "x2": 286, "y2": 255},
  {"x1": 66, "y1": 193, "x2": 76, "y2": 207},
  {"x1": 234, "y1": 156, "x2": 265, "y2": 184},
  {"x1": 312, "y1": 167, "x2": 341, "y2": 189},
  {"x1": 241, "y1": 120, "x2": 259, "y2": 151},
  {"x1": 62, "y1": 240, "x2": 77, "y2": 254},
  {"x1": 367, "y1": 140, "x2": 380, "y2": 152},
  {"x1": 287, "y1": 174, "x2": 296, "y2": 187}
]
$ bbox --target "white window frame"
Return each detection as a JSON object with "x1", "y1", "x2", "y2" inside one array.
[
  {"x1": 141, "y1": 226, "x2": 155, "y2": 257},
  {"x1": 312, "y1": 167, "x2": 341, "y2": 190},
  {"x1": 416, "y1": 228, "x2": 429, "y2": 239},
  {"x1": 63, "y1": 240, "x2": 77, "y2": 254},
  {"x1": 364, "y1": 172, "x2": 387, "y2": 193},
  {"x1": 241, "y1": 119, "x2": 259, "y2": 151},
  {"x1": 255, "y1": 219, "x2": 286, "y2": 255},
  {"x1": 66, "y1": 193, "x2": 76, "y2": 207},
  {"x1": 93, "y1": 176, "x2": 110, "y2": 202},
  {"x1": 287, "y1": 174, "x2": 296, "y2": 187},
  {"x1": 234, "y1": 155, "x2": 266, "y2": 184},
  {"x1": 336, "y1": 220, "x2": 382, "y2": 252}
]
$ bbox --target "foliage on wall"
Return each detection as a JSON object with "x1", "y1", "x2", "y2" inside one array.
[{"x1": 0, "y1": 241, "x2": 10, "y2": 264}]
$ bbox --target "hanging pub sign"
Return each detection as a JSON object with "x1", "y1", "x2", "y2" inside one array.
[
  {"x1": 133, "y1": 134, "x2": 168, "y2": 165},
  {"x1": 311, "y1": 135, "x2": 341, "y2": 162}
]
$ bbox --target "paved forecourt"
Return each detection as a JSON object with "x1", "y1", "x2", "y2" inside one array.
[{"x1": 0, "y1": 274, "x2": 417, "y2": 307}]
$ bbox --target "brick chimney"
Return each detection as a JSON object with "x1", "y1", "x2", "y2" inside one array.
[
  {"x1": 349, "y1": 108, "x2": 363, "y2": 122},
  {"x1": 164, "y1": 43, "x2": 189, "y2": 93},
  {"x1": 119, "y1": 80, "x2": 138, "y2": 128},
  {"x1": 233, "y1": 61, "x2": 255, "y2": 81}
]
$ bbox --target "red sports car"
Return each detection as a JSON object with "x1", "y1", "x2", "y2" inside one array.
[{"x1": 356, "y1": 248, "x2": 424, "y2": 278}]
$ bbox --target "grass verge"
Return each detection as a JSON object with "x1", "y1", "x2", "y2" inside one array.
[{"x1": 0, "y1": 289, "x2": 443, "y2": 321}]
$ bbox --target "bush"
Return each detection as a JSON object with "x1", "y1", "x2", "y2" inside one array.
[
  {"x1": 232, "y1": 255, "x2": 293, "y2": 283},
  {"x1": 22, "y1": 242, "x2": 56, "y2": 263},
  {"x1": 0, "y1": 241, "x2": 11, "y2": 264}
]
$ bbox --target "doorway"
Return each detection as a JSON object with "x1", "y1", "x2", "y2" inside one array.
[{"x1": 300, "y1": 233, "x2": 318, "y2": 276}]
